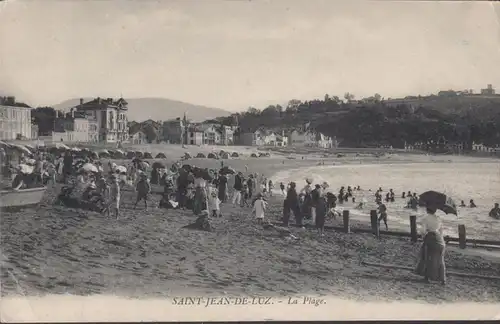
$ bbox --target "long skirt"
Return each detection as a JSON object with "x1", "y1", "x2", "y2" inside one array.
[
  {"x1": 218, "y1": 185, "x2": 226, "y2": 202},
  {"x1": 415, "y1": 231, "x2": 446, "y2": 282},
  {"x1": 193, "y1": 187, "x2": 207, "y2": 215}
]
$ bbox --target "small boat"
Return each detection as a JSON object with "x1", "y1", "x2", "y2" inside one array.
[{"x1": 0, "y1": 186, "x2": 47, "y2": 209}]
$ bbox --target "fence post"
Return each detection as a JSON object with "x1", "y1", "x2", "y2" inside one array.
[
  {"x1": 370, "y1": 210, "x2": 380, "y2": 238},
  {"x1": 410, "y1": 215, "x2": 417, "y2": 243},
  {"x1": 458, "y1": 224, "x2": 466, "y2": 249},
  {"x1": 343, "y1": 209, "x2": 350, "y2": 233}
]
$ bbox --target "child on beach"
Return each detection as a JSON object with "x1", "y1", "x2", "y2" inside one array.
[
  {"x1": 207, "y1": 190, "x2": 222, "y2": 218},
  {"x1": 134, "y1": 172, "x2": 151, "y2": 211},
  {"x1": 252, "y1": 193, "x2": 267, "y2": 224},
  {"x1": 268, "y1": 180, "x2": 274, "y2": 196},
  {"x1": 279, "y1": 182, "x2": 285, "y2": 195},
  {"x1": 108, "y1": 175, "x2": 121, "y2": 219}
]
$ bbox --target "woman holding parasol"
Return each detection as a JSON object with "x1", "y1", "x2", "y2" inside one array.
[{"x1": 415, "y1": 191, "x2": 457, "y2": 286}]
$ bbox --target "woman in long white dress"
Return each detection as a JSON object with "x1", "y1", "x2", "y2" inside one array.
[{"x1": 415, "y1": 206, "x2": 446, "y2": 285}]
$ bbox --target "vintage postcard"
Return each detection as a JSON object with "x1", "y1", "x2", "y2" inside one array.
[{"x1": 1, "y1": 0, "x2": 500, "y2": 322}]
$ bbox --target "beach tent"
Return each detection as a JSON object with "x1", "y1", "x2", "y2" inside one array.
[
  {"x1": 111, "y1": 150, "x2": 125, "y2": 159},
  {"x1": 126, "y1": 151, "x2": 136, "y2": 159},
  {"x1": 135, "y1": 151, "x2": 144, "y2": 159},
  {"x1": 220, "y1": 152, "x2": 230, "y2": 159},
  {"x1": 219, "y1": 150, "x2": 226, "y2": 156},
  {"x1": 155, "y1": 152, "x2": 167, "y2": 159},
  {"x1": 231, "y1": 152, "x2": 239, "y2": 158},
  {"x1": 98, "y1": 149, "x2": 110, "y2": 157},
  {"x1": 250, "y1": 153, "x2": 258, "y2": 158},
  {"x1": 184, "y1": 152, "x2": 192, "y2": 159},
  {"x1": 207, "y1": 152, "x2": 218, "y2": 159},
  {"x1": 143, "y1": 152, "x2": 153, "y2": 159},
  {"x1": 0, "y1": 141, "x2": 11, "y2": 149},
  {"x1": 47, "y1": 142, "x2": 70, "y2": 150},
  {"x1": 196, "y1": 153, "x2": 206, "y2": 158},
  {"x1": 10, "y1": 144, "x2": 31, "y2": 155}
]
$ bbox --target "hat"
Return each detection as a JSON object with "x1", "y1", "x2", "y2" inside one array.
[{"x1": 315, "y1": 184, "x2": 321, "y2": 188}]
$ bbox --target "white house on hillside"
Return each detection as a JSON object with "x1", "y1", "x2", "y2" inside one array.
[{"x1": 289, "y1": 130, "x2": 335, "y2": 148}]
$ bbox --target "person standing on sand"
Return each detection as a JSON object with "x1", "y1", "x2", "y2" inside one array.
[
  {"x1": 217, "y1": 172, "x2": 228, "y2": 203},
  {"x1": 247, "y1": 174, "x2": 254, "y2": 200},
  {"x1": 268, "y1": 180, "x2": 274, "y2": 196},
  {"x1": 207, "y1": 190, "x2": 221, "y2": 218},
  {"x1": 279, "y1": 182, "x2": 285, "y2": 195},
  {"x1": 62, "y1": 151, "x2": 73, "y2": 183},
  {"x1": 252, "y1": 193, "x2": 267, "y2": 225},
  {"x1": 415, "y1": 206, "x2": 446, "y2": 285},
  {"x1": 232, "y1": 172, "x2": 243, "y2": 206},
  {"x1": 283, "y1": 182, "x2": 302, "y2": 227},
  {"x1": 310, "y1": 184, "x2": 322, "y2": 225},
  {"x1": 134, "y1": 172, "x2": 151, "y2": 211},
  {"x1": 315, "y1": 190, "x2": 328, "y2": 236},
  {"x1": 108, "y1": 175, "x2": 121, "y2": 219},
  {"x1": 192, "y1": 172, "x2": 207, "y2": 215}
]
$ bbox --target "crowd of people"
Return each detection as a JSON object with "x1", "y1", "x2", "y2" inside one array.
[{"x1": 2, "y1": 145, "x2": 499, "y2": 288}]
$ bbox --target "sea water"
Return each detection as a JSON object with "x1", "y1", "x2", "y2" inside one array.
[{"x1": 272, "y1": 162, "x2": 500, "y2": 239}]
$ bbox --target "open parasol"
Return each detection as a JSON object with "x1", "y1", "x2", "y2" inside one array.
[
  {"x1": 80, "y1": 163, "x2": 98, "y2": 173},
  {"x1": 220, "y1": 166, "x2": 236, "y2": 175},
  {"x1": 115, "y1": 165, "x2": 127, "y2": 174},
  {"x1": 418, "y1": 190, "x2": 458, "y2": 215}
]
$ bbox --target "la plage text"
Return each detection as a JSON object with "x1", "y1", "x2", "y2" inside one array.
[{"x1": 171, "y1": 296, "x2": 326, "y2": 307}]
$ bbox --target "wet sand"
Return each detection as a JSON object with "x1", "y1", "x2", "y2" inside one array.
[{"x1": 2, "y1": 153, "x2": 500, "y2": 303}]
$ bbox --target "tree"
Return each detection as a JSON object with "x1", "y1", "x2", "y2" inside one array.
[
  {"x1": 32, "y1": 107, "x2": 58, "y2": 135},
  {"x1": 142, "y1": 124, "x2": 158, "y2": 143},
  {"x1": 261, "y1": 105, "x2": 280, "y2": 118},
  {"x1": 246, "y1": 107, "x2": 260, "y2": 115},
  {"x1": 344, "y1": 92, "x2": 355, "y2": 102},
  {"x1": 286, "y1": 99, "x2": 301, "y2": 114}
]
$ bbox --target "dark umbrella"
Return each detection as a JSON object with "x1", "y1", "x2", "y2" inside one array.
[
  {"x1": 418, "y1": 190, "x2": 458, "y2": 215},
  {"x1": 152, "y1": 161, "x2": 166, "y2": 169},
  {"x1": 220, "y1": 166, "x2": 236, "y2": 175},
  {"x1": 182, "y1": 164, "x2": 193, "y2": 173}
]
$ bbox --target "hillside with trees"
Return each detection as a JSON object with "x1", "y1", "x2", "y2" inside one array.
[{"x1": 207, "y1": 92, "x2": 500, "y2": 149}]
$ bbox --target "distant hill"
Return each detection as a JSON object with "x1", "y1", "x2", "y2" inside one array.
[{"x1": 52, "y1": 97, "x2": 231, "y2": 122}]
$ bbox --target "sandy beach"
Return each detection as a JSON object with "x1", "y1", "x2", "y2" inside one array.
[{"x1": 2, "y1": 148, "x2": 500, "y2": 309}]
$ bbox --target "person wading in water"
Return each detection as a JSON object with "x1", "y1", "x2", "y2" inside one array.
[{"x1": 377, "y1": 201, "x2": 388, "y2": 230}]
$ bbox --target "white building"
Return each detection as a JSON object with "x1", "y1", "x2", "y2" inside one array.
[
  {"x1": 74, "y1": 97, "x2": 129, "y2": 143},
  {"x1": 0, "y1": 104, "x2": 33, "y2": 140}
]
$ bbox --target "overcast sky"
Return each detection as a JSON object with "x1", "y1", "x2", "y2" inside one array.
[{"x1": 1, "y1": 0, "x2": 499, "y2": 111}]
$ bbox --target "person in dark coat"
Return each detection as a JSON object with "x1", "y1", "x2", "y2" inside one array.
[
  {"x1": 315, "y1": 193, "x2": 328, "y2": 236},
  {"x1": 217, "y1": 173, "x2": 228, "y2": 203},
  {"x1": 62, "y1": 151, "x2": 73, "y2": 183},
  {"x1": 283, "y1": 182, "x2": 302, "y2": 227}
]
